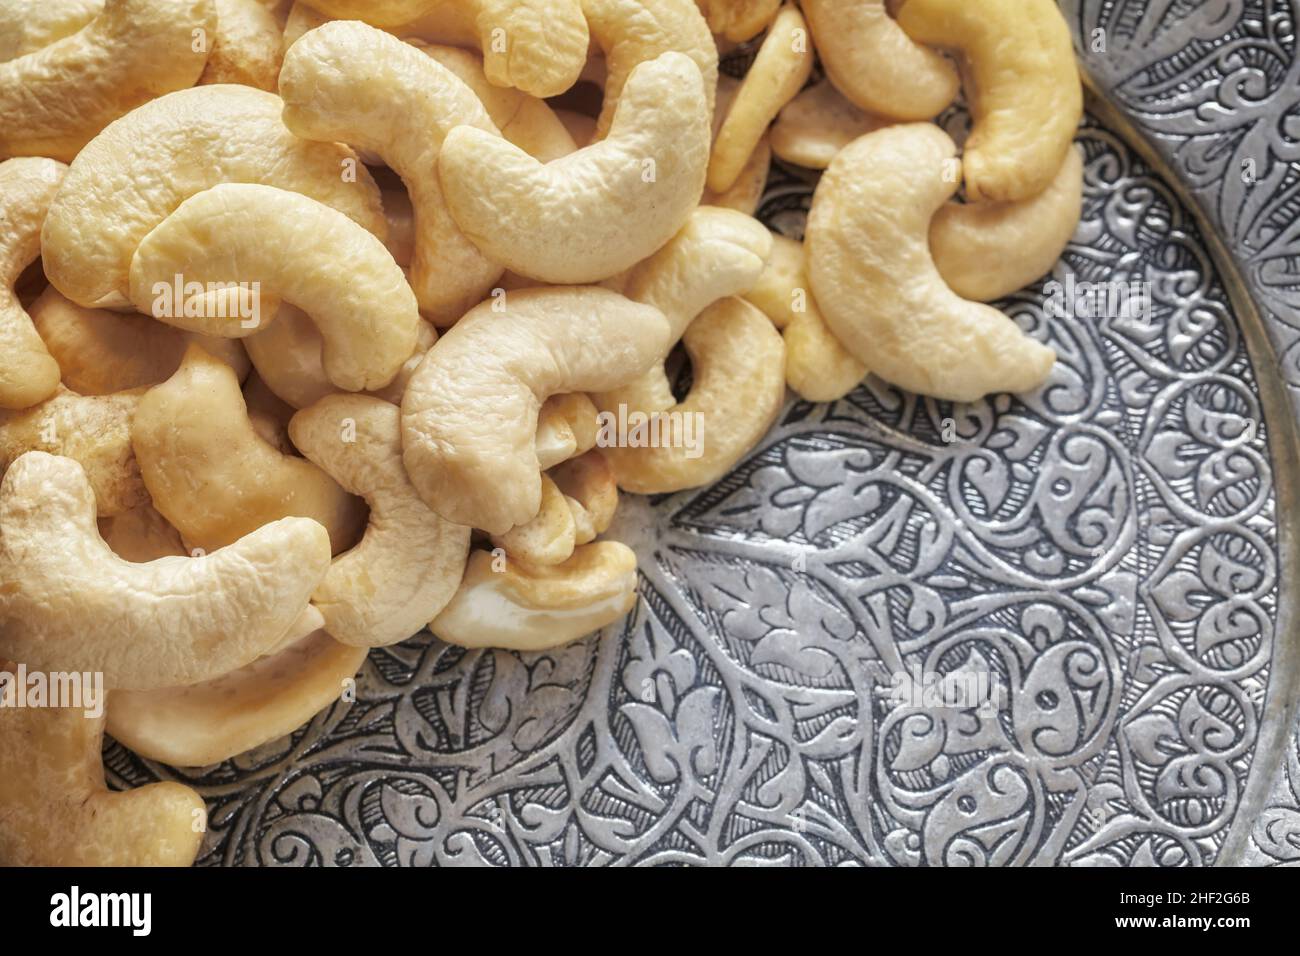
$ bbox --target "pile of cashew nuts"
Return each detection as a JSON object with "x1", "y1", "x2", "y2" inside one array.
[{"x1": 0, "y1": 0, "x2": 1083, "y2": 865}]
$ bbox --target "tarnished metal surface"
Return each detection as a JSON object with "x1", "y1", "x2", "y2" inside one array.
[{"x1": 104, "y1": 1, "x2": 1300, "y2": 866}]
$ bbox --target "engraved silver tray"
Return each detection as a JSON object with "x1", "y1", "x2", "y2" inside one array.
[{"x1": 105, "y1": 1, "x2": 1300, "y2": 866}]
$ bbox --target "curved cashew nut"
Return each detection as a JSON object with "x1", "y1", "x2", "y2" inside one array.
[
  {"x1": 0, "y1": 678, "x2": 205, "y2": 865},
  {"x1": 431, "y1": 541, "x2": 639, "y2": 651},
  {"x1": 440, "y1": 52, "x2": 712, "y2": 285},
  {"x1": 707, "y1": 3, "x2": 812, "y2": 194},
  {"x1": 605, "y1": 297, "x2": 785, "y2": 493},
  {"x1": 490, "y1": 474, "x2": 577, "y2": 566},
  {"x1": 695, "y1": 0, "x2": 780, "y2": 42},
  {"x1": 31, "y1": 285, "x2": 250, "y2": 395},
  {"x1": 0, "y1": 0, "x2": 215, "y2": 163},
  {"x1": 0, "y1": 0, "x2": 103, "y2": 62},
  {"x1": 581, "y1": 0, "x2": 717, "y2": 139},
  {"x1": 41, "y1": 84, "x2": 385, "y2": 311},
  {"x1": 106, "y1": 630, "x2": 367, "y2": 767},
  {"x1": 402, "y1": 288, "x2": 670, "y2": 534},
  {"x1": 551, "y1": 449, "x2": 618, "y2": 545},
  {"x1": 743, "y1": 230, "x2": 803, "y2": 329},
  {"x1": 289, "y1": 395, "x2": 471, "y2": 647},
  {"x1": 771, "y1": 79, "x2": 890, "y2": 170},
  {"x1": 279, "y1": 21, "x2": 503, "y2": 323},
  {"x1": 0, "y1": 451, "x2": 331, "y2": 690},
  {"x1": 896, "y1": 0, "x2": 1082, "y2": 202},
  {"x1": 931, "y1": 146, "x2": 1084, "y2": 302},
  {"x1": 307, "y1": 0, "x2": 589, "y2": 97},
  {"x1": 0, "y1": 386, "x2": 147, "y2": 517},
  {"x1": 801, "y1": 0, "x2": 957, "y2": 121},
  {"x1": 98, "y1": 501, "x2": 186, "y2": 563},
  {"x1": 536, "y1": 392, "x2": 601, "y2": 470},
  {"x1": 806, "y1": 124, "x2": 1056, "y2": 401},
  {"x1": 417, "y1": 43, "x2": 579, "y2": 162},
  {"x1": 132, "y1": 344, "x2": 367, "y2": 554},
  {"x1": 0, "y1": 157, "x2": 65, "y2": 411},
  {"x1": 701, "y1": 75, "x2": 771, "y2": 216},
  {"x1": 200, "y1": 0, "x2": 283, "y2": 90},
  {"x1": 128, "y1": 183, "x2": 419, "y2": 392},
  {"x1": 594, "y1": 206, "x2": 772, "y2": 417}
]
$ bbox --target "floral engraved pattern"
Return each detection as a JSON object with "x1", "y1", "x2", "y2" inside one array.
[{"x1": 100, "y1": 2, "x2": 1300, "y2": 865}]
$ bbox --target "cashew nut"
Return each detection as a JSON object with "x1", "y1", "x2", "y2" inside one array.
[
  {"x1": 98, "y1": 501, "x2": 186, "y2": 562},
  {"x1": 536, "y1": 392, "x2": 601, "y2": 471},
  {"x1": 279, "y1": 21, "x2": 503, "y2": 323},
  {"x1": 805, "y1": 124, "x2": 1056, "y2": 401},
  {"x1": 307, "y1": 0, "x2": 589, "y2": 97},
  {"x1": 605, "y1": 297, "x2": 785, "y2": 493},
  {"x1": 289, "y1": 395, "x2": 471, "y2": 647},
  {"x1": 490, "y1": 474, "x2": 577, "y2": 566},
  {"x1": 0, "y1": 676, "x2": 205, "y2": 865},
  {"x1": 0, "y1": 451, "x2": 331, "y2": 690},
  {"x1": 0, "y1": 386, "x2": 147, "y2": 517},
  {"x1": 439, "y1": 52, "x2": 712, "y2": 285},
  {"x1": 132, "y1": 344, "x2": 367, "y2": 553},
  {"x1": 402, "y1": 288, "x2": 670, "y2": 534},
  {"x1": 128, "y1": 183, "x2": 419, "y2": 392},
  {"x1": 771, "y1": 79, "x2": 889, "y2": 170},
  {"x1": 0, "y1": 0, "x2": 103, "y2": 62},
  {"x1": 106, "y1": 630, "x2": 367, "y2": 767},
  {"x1": 743, "y1": 229, "x2": 802, "y2": 329},
  {"x1": 431, "y1": 541, "x2": 639, "y2": 651},
  {"x1": 418, "y1": 43, "x2": 578, "y2": 162},
  {"x1": 594, "y1": 205, "x2": 772, "y2": 417},
  {"x1": 243, "y1": 371, "x2": 297, "y2": 454},
  {"x1": 200, "y1": 0, "x2": 283, "y2": 90},
  {"x1": 931, "y1": 146, "x2": 1084, "y2": 302},
  {"x1": 896, "y1": 0, "x2": 1083, "y2": 202},
  {"x1": 581, "y1": 0, "x2": 718, "y2": 140},
  {"x1": 0, "y1": 157, "x2": 65, "y2": 411},
  {"x1": 551, "y1": 449, "x2": 618, "y2": 545},
  {"x1": 41, "y1": 84, "x2": 385, "y2": 310},
  {"x1": 695, "y1": 0, "x2": 780, "y2": 42},
  {"x1": 381, "y1": 187, "x2": 415, "y2": 269},
  {"x1": 0, "y1": 0, "x2": 216, "y2": 163},
  {"x1": 554, "y1": 108, "x2": 598, "y2": 150},
  {"x1": 701, "y1": 76, "x2": 771, "y2": 216},
  {"x1": 707, "y1": 3, "x2": 812, "y2": 194},
  {"x1": 801, "y1": 0, "x2": 957, "y2": 121},
  {"x1": 30, "y1": 285, "x2": 250, "y2": 395}
]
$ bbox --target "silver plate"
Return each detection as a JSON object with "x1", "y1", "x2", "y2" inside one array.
[{"x1": 105, "y1": 1, "x2": 1300, "y2": 866}]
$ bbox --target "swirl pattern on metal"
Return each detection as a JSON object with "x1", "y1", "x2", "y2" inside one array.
[{"x1": 102, "y1": 1, "x2": 1300, "y2": 866}]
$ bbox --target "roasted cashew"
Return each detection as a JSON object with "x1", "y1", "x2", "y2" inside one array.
[
  {"x1": 106, "y1": 630, "x2": 367, "y2": 767},
  {"x1": 431, "y1": 541, "x2": 639, "y2": 651},
  {"x1": 0, "y1": 0, "x2": 216, "y2": 163},
  {"x1": 418, "y1": 43, "x2": 578, "y2": 162},
  {"x1": 594, "y1": 206, "x2": 772, "y2": 418},
  {"x1": 132, "y1": 345, "x2": 367, "y2": 553},
  {"x1": 802, "y1": 0, "x2": 957, "y2": 121},
  {"x1": 551, "y1": 449, "x2": 618, "y2": 545},
  {"x1": 695, "y1": 0, "x2": 780, "y2": 41},
  {"x1": 402, "y1": 288, "x2": 670, "y2": 534},
  {"x1": 896, "y1": 0, "x2": 1083, "y2": 202},
  {"x1": 128, "y1": 183, "x2": 418, "y2": 392},
  {"x1": 0, "y1": 386, "x2": 147, "y2": 516},
  {"x1": 0, "y1": 677, "x2": 205, "y2": 865},
  {"x1": 931, "y1": 146, "x2": 1084, "y2": 302},
  {"x1": 0, "y1": 451, "x2": 331, "y2": 690},
  {"x1": 439, "y1": 52, "x2": 711, "y2": 285},
  {"x1": 0, "y1": 157, "x2": 65, "y2": 410},
  {"x1": 536, "y1": 393, "x2": 601, "y2": 470},
  {"x1": 605, "y1": 297, "x2": 785, "y2": 493},
  {"x1": 289, "y1": 395, "x2": 471, "y2": 647},
  {"x1": 30, "y1": 285, "x2": 250, "y2": 395},
  {"x1": 805, "y1": 124, "x2": 1056, "y2": 401},
  {"x1": 200, "y1": 0, "x2": 283, "y2": 90},
  {"x1": 581, "y1": 0, "x2": 717, "y2": 139},
  {"x1": 0, "y1": 0, "x2": 103, "y2": 62},
  {"x1": 707, "y1": 3, "x2": 812, "y2": 194},
  {"x1": 771, "y1": 79, "x2": 889, "y2": 170},
  {"x1": 279, "y1": 21, "x2": 502, "y2": 324},
  {"x1": 41, "y1": 84, "x2": 385, "y2": 311},
  {"x1": 307, "y1": 0, "x2": 589, "y2": 97},
  {"x1": 490, "y1": 474, "x2": 577, "y2": 566}
]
